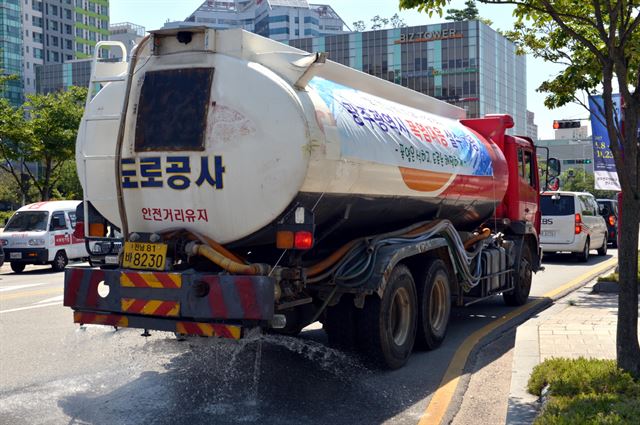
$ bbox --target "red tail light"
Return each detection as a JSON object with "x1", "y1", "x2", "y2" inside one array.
[
  {"x1": 608, "y1": 215, "x2": 615, "y2": 226},
  {"x1": 73, "y1": 221, "x2": 85, "y2": 239},
  {"x1": 294, "y1": 231, "x2": 314, "y2": 250},
  {"x1": 575, "y1": 213, "x2": 582, "y2": 234}
]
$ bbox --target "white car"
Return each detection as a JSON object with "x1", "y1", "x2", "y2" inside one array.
[
  {"x1": 540, "y1": 191, "x2": 608, "y2": 262},
  {"x1": 0, "y1": 201, "x2": 88, "y2": 273}
]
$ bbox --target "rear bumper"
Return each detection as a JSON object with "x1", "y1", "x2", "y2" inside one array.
[
  {"x1": 63, "y1": 267, "x2": 275, "y2": 339},
  {"x1": 541, "y1": 240, "x2": 583, "y2": 253},
  {"x1": 605, "y1": 226, "x2": 618, "y2": 243},
  {"x1": 3, "y1": 248, "x2": 49, "y2": 263}
]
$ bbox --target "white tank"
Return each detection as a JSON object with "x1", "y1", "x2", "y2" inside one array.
[{"x1": 77, "y1": 28, "x2": 507, "y2": 246}]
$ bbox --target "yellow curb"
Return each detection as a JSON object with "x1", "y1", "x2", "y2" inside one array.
[{"x1": 417, "y1": 256, "x2": 618, "y2": 425}]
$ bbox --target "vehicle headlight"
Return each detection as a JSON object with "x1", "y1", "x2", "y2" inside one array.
[
  {"x1": 0, "y1": 239, "x2": 7, "y2": 246},
  {"x1": 28, "y1": 239, "x2": 46, "y2": 246},
  {"x1": 91, "y1": 243, "x2": 103, "y2": 254}
]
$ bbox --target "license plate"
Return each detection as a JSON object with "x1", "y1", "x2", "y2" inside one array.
[
  {"x1": 122, "y1": 242, "x2": 167, "y2": 271},
  {"x1": 10, "y1": 252, "x2": 22, "y2": 259},
  {"x1": 542, "y1": 231, "x2": 556, "y2": 237}
]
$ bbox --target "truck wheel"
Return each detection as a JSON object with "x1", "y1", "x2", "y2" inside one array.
[
  {"x1": 576, "y1": 238, "x2": 590, "y2": 263},
  {"x1": 356, "y1": 264, "x2": 417, "y2": 369},
  {"x1": 324, "y1": 294, "x2": 357, "y2": 351},
  {"x1": 10, "y1": 262, "x2": 25, "y2": 273},
  {"x1": 51, "y1": 250, "x2": 68, "y2": 272},
  {"x1": 597, "y1": 237, "x2": 608, "y2": 256},
  {"x1": 503, "y1": 244, "x2": 532, "y2": 306},
  {"x1": 415, "y1": 259, "x2": 451, "y2": 350}
]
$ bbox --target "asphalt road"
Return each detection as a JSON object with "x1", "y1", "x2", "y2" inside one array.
[{"x1": 0, "y1": 250, "x2": 617, "y2": 425}]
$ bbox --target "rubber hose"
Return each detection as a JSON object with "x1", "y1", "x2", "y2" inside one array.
[
  {"x1": 305, "y1": 239, "x2": 360, "y2": 277},
  {"x1": 194, "y1": 243, "x2": 269, "y2": 275},
  {"x1": 463, "y1": 228, "x2": 491, "y2": 250}
]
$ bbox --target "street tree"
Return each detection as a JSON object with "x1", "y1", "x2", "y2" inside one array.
[
  {"x1": 559, "y1": 168, "x2": 616, "y2": 199},
  {"x1": 444, "y1": 0, "x2": 493, "y2": 26},
  {"x1": 400, "y1": 0, "x2": 640, "y2": 377},
  {"x1": 371, "y1": 15, "x2": 390, "y2": 30},
  {"x1": 353, "y1": 13, "x2": 408, "y2": 32},
  {"x1": 0, "y1": 86, "x2": 87, "y2": 202}
]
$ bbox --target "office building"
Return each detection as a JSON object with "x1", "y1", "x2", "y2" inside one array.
[
  {"x1": 554, "y1": 124, "x2": 589, "y2": 140},
  {"x1": 1, "y1": 0, "x2": 24, "y2": 106},
  {"x1": 165, "y1": 0, "x2": 347, "y2": 42},
  {"x1": 109, "y1": 22, "x2": 145, "y2": 59},
  {"x1": 526, "y1": 110, "x2": 538, "y2": 141},
  {"x1": 17, "y1": 0, "x2": 109, "y2": 96},
  {"x1": 35, "y1": 58, "x2": 91, "y2": 93},
  {"x1": 289, "y1": 21, "x2": 527, "y2": 135},
  {"x1": 536, "y1": 137, "x2": 594, "y2": 174}
]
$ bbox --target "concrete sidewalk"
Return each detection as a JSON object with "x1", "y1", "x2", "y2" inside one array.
[{"x1": 506, "y1": 280, "x2": 635, "y2": 424}]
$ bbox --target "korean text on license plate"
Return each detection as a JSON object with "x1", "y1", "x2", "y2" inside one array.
[{"x1": 122, "y1": 242, "x2": 167, "y2": 271}]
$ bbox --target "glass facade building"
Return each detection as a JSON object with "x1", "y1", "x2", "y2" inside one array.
[
  {"x1": 290, "y1": 21, "x2": 527, "y2": 135},
  {"x1": 165, "y1": 0, "x2": 347, "y2": 43},
  {"x1": 35, "y1": 58, "x2": 90, "y2": 93},
  {"x1": 1, "y1": 0, "x2": 24, "y2": 106}
]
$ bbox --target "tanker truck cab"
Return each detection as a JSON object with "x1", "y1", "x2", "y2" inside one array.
[
  {"x1": 1, "y1": 201, "x2": 86, "y2": 273},
  {"x1": 64, "y1": 27, "x2": 548, "y2": 370}
]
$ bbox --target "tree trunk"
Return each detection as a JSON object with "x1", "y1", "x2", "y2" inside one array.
[
  {"x1": 616, "y1": 192, "x2": 640, "y2": 378},
  {"x1": 42, "y1": 157, "x2": 52, "y2": 201}
]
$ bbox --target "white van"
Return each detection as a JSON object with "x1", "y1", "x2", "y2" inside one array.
[
  {"x1": 0, "y1": 201, "x2": 88, "y2": 273},
  {"x1": 540, "y1": 191, "x2": 608, "y2": 262}
]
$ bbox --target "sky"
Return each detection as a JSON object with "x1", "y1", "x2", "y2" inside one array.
[{"x1": 109, "y1": 0, "x2": 588, "y2": 139}]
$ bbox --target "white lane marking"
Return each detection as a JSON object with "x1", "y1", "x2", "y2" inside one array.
[
  {"x1": 35, "y1": 295, "x2": 63, "y2": 304},
  {"x1": 0, "y1": 283, "x2": 50, "y2": 292},
  {"x1": 0, "y1": 302, "x2": 60, "y2": 314}
]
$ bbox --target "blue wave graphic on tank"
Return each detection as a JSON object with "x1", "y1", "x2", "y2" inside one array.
[{"x1": 308, "y1": 77, "x2": 493, "y2": 177}]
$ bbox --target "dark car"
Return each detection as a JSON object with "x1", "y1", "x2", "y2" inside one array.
[{"x1": 596, "y1": 198, "x2": 619, "y2": 247}]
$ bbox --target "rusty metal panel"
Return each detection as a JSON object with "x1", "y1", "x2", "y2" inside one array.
[{"x1": 134, "y1": 67, "x2": 214, "y2": 152}]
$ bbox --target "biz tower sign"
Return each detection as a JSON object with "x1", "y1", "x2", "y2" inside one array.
[{"x1": 395, "y1": 29, "x2": 464, "y2": 44}]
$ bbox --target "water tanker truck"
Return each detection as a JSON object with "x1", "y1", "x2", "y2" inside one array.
[{"x1": 65, "y1": 28, "x2": 550, "y2": 369}]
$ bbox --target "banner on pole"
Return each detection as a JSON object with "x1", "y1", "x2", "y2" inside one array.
[{"x1": 588, "y1": 94, "x2": 621, "y2": 191}]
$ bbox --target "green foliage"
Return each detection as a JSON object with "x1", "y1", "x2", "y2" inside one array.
[
  {"x1": 558, "y1": 168, "x2": 612, "y2": 199},
  {"x1": 0, "y1": 210, "x2": 15, "y2": 226},
  {"x1": 528, "y1": 358, "x2": 640, "y2": 424},
  {"x1": 444, "y1": 0, "x2": 492, "y2": 25},
  {"x1": 536, "y1": 394, "x2": 640, "y2": 425},
  {"x1": 0, "y1": 86, "x2": 87, "y2": 201},
  {"x1": 598, "y1": 253, "x2": 640, "y2": 283},
  {"x1": 528, "y1": 358, "x2": 639, "y2": 396},
  {"x1": 352, "y1": 14, "x2": 407, "y2": 31},
  {"x1": 50, "y1": 160, "x2": 83, "y2": 200},
  {"x1": 0, "y1": 169, "x2": 20, "y2": 207}
]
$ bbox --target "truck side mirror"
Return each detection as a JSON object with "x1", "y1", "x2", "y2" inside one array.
[{"x1": 548, "y1": 158, "x2": 561, "y2": 178}]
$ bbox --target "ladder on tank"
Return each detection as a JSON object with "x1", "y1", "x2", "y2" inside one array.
[{"x1": 79, "y1": 41, "x2": 128, "y2": 240}]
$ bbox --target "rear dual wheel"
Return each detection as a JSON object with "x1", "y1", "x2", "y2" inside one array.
[
  {"x1": 356, "y1": 264, "x2": 417, "y2": 369},
  {"x1": 415, "y1": 259, "x2": 452, "y2": 350}
]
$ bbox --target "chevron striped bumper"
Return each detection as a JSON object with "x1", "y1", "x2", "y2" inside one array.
[{"x1": 64, "y1": 267, "x2": 275, "y2": 339}]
